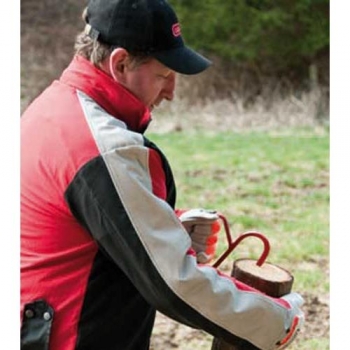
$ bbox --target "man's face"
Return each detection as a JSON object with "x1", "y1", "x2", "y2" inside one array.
[{"x1": 122, "y1": 58, "x2": 176, "y2": 111}]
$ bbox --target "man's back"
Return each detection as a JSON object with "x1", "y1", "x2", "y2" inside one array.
[{"x1": 20, "y1": 68, "x2": 157, "y2": 349}]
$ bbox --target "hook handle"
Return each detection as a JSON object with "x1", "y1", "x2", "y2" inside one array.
[{"x1": 212, "y1": 215, "x2": 270, "y2": 268}]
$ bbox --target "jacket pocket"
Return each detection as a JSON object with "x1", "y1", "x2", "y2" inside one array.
[{"x1": 21, "y1": 299, "x2": 54, "y2": 350}]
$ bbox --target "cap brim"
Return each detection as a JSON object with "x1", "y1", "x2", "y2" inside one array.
[{"x1": 153, "y1": 46, "x2": 212, "y2": 75}]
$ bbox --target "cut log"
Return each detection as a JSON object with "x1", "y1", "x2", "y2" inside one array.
[
  {"x1": 211, "y1": 259, "x2": 294, "y2": 350},
  {"x1": 232, "y1": 258, "x2": 294, "y2": 298}
]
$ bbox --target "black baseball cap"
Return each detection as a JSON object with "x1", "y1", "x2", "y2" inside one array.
[{"x1": 85, "y1": 0, "x2": 212, "y2": 75}]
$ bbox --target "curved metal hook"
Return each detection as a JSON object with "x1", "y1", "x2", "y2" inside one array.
[{"x1": 212, "y1": 214, "x2": 270, "y2": 268}]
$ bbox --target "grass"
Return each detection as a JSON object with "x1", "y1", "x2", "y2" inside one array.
[
  {"x1": 148, "y1": 130, "x2": 328, "y2": 263},
  {"x1": 147, "y1": 128, "x2": 329, "y2": 349}
]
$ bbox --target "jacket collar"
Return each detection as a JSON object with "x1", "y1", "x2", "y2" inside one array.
[{"x1": 60, "y1": 55, "x2": 152, "y2": 133}]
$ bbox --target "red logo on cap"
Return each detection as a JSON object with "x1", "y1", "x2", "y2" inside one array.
[{"x1": 172, "y1": 23, "x2": 181, "y2": 37}]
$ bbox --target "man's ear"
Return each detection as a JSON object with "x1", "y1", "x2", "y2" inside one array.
[{"x1": 109, "y1": 48, "x2": 129, "y2": 83}]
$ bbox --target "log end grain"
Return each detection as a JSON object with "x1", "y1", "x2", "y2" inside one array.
[{"x1": 232, "y1": 258, "x2": 294, "y2": 298}]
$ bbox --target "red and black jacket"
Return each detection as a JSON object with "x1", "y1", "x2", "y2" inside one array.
[{"x1": 21, "y1": 55, "x2": 293, "y2": 350}]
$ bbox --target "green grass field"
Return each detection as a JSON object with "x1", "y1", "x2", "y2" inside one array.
[{"x1": 148, "y1": 128, "x2": 329, "y2": 349}]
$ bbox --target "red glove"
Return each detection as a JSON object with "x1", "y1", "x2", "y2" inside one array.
[{"x1": 177, "y1": 209, "x2": 221, "y2": 263}]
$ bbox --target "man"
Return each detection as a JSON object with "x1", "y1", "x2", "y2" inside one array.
[{"x1": 20, "y1": 0, "x2": 304, "y2": 349}]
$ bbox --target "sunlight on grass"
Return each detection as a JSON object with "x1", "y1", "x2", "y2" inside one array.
[
  {"x1": 293, "y1": 268, "x2": 329, "y2": 293},
  {"x1": 148, "y1": 129, "x2": 329, "y2": 289},
  {"x1": 148, "y1": 129, "x2": 329, "y2": 349}
]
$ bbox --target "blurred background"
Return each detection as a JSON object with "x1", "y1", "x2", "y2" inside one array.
[
  {"x1": 21, "y1": 0, "x2": 329, "y2": 132},
  {"x1": 20, "y1": 1, "x2": 330, "y2": 349}
]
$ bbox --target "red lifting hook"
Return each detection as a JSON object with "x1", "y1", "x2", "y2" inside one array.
[{"x1": 212, "y1": 214, "x2": 271, "y2": 269}]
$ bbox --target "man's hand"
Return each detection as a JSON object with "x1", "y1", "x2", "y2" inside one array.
[
  {"x1": 276, "y1": 292, "x2": 305, "y2": 349},
  {"x1": 178, "y1": 209, "x2": 221, "y2": 264}
]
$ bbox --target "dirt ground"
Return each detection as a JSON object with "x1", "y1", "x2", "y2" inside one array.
[
  {"x1": 149, "y1": 261, "x2": 329, "y2": 349},
  {"x1": 21, "y1": 3, "x2": 329, "y2": 348}
]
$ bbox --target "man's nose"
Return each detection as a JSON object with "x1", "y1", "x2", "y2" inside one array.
[{"x1": 163, "y1": 72, "x2": 176, "y2": 101}]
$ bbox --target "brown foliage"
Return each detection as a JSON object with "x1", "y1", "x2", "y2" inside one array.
[
  {"x1": 21, "y1": 0, "x2": 83, "y2": 111},
  {"x1": 21, "y1": 0, "x2": 329, "y2": 126}
]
